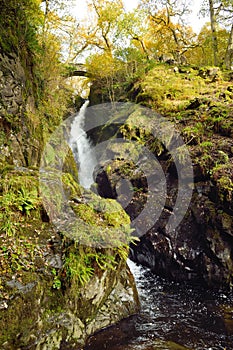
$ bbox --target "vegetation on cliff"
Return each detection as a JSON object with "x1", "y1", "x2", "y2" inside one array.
[
  {"x1": 0, "y1": 1, "x2": 139, "y2": 348},
  {"x1": 0, "y1": 0, "x2": 233, "y2": 348}
]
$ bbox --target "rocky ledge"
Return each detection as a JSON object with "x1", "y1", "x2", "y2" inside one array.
[
  {"x1": 0, "y1": 168, "x2": 139, "y2": 349},
  {"x1": 92, "y1": 101, "x2": 233, "y2": 290}
]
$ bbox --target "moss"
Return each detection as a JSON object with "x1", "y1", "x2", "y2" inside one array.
[
  {"x1": 72, "y1": 203, "x2": 98, "y2": 225},
  {"x1": 139, "y1": 64, "x2": 204, "y2": 112},
  {"x1": 0, "y1": 164, "x2": 15, "y2": 176},
  {"x1": 0, "y1": 169, "x2": 56, "y2": 280},
  {"x1": 0, "y1": 169, "x2": 41, "y2": 227},
  {"x1": 62, "y1": 173, "x2": 82, "y2": 198},
  {"x1": 0, "y1": 282, "x2": 42, "y2": 346},
  {"x1": 62, "y1": 148, "x2": 79, "y2": 182},
  {"x1": 217, "y1": 176, "x2": 233, "y2": 201},
  {"x1": 69, "y1": 190, "x2": 132, "y2": 247},
  {"x1": 221, "y1": 212, "x2": 233, "y2": 230},
  {"x1": 101, "y1": 198, "x2": 130, "y2": 227},
  {"x1": 43, "y1": 143, "x2": 56, "y2": 165},
  {"x1": 79, "y1": 194, "x2": 130, "y2": 229}
]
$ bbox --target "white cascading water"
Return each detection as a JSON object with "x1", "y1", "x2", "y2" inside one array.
[{"x1": 69, "y1": 100, "x2": 97, "y2": 189}]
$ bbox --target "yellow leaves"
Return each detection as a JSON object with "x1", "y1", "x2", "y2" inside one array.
[
  {"x1": 86, "y1": 52, "x2": 120, "y2": 78},
  {"x1": 45, "y1": 11, "x2": 61, "y2": 28},
  {"x1": 142, "y1": 8, "x2": 196, "y2": 59},
  {"x1": 87, "y1": 0, "x2": 124, "y2": 24},
  {"x1": 77, "y1": 0, "x2": 124, "y2": 54}
]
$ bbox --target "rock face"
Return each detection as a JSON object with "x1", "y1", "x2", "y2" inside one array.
[
  {"x1": 0, "y1": 169, "x2": 139, "y2": 349},
  {"x1": 130, "y1": 186, "x2": 233, "y2": 288},
  {"x1": 1, "y1": 262, "x2": 138, "y2": 350},
  {"x1": 0, "y1": 49, "x2": 139, "y2": 349},
  {"x1": 1, "y1": 251, "x2": 139, "y2": 350},
  {"x1": 0, "y1": 53, "x2": 24, "y2": 111},
  {"x1": 93, "y1": 104, "x2": 233, "y2": 290},
  {"x1": 0, "y1": 51, "x2": 41, "y2": 167}
]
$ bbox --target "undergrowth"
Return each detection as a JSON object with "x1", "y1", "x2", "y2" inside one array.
[{"x1": 0, "y1": 169, "x2": 136, "y2": 293}]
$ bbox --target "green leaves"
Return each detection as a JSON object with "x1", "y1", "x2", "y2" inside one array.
[
  {"x1": 64, "y1": 252, "x2": 95, "y2": 285},
  {"x1": 52, "y1": 268, "x2": 62, "y2": 289},
  {"x1": 17, "y1": 188, "x2": 39, "y2": 216},
  {"x1": 0, "y1": 171, "x2": 41, "y2": 236}
]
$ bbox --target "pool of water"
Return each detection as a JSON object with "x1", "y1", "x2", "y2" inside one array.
[{"x1": 85, "y1": 260, "x2": 233, "y2": 350}]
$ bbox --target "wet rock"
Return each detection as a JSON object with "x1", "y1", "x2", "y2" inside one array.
[
  {"x1": 94, "y1": 108, "x2": 233, "y2": 289},
  {"x1": 129, "y1": 185, "x2": 233, "y2": 289}
]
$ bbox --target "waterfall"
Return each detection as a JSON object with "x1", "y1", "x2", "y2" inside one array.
[{"x1": 69, "y1": 101, "x2": 97, "y2": 189}]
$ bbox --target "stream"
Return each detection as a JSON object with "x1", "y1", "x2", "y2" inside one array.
[
  {"x1": 85, "y1": 260, "x2": 233, "y2": 350},
  {"x1": 70, "y1": 102, "x2": 233, "y2": 350}
]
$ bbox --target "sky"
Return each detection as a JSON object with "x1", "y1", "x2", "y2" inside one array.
[{"x1": 74, "y1": 0, "x2": 209, "y2": 34}]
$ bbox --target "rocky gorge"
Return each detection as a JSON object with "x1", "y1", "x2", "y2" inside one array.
[
  {"x1": 90, "y1": 66, "x2": 233, "y2": 290},
  {"x1": 0, "y1": 41, "x2": 139, "y2": 350},
  {"x1": 1, "y1": 3, "x2": 233, "y2": 348}
]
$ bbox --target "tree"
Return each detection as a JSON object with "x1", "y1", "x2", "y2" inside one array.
[
  {"x1": 219, "y1": 0, "x2": 233, "y2": 68},
  {"x1": 225, "y1": 23, "x2": 233, "y2": 68},
  {"x1": 67, "y1": 0, "x2": 124, "y2": 61},
  {"x1": 115, "y1": 47, "x2": 149, "y2": 79},
  {"x1": 117, "y1": 9, "x2": 150, "y2": 60},
  {"x1": 185, "y1": 23, "x2": 229, "y2": 66},
  {"x1": 139, "y1": 0, "x2": 197, "y2": 63},
  {"x1": 86, "y1": 52, "x2": 125, "y2": 102},
  {"x1": 208, "y1": 0, "x2": 219, "y2": 65},
  {"x1": 90, "y1": 0, "x2": 124, "y2": 52},
  {"x1": 200, "y1": 0, "x2": 233, "y2": 67},
  {"x1": 40, "y1": 0, "x2": 76, "y2": 55},
  {"x1": 0, "y1": 0, "x2": 43, "y2": 56}
]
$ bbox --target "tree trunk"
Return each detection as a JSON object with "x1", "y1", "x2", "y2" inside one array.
[
  {"x1": 209, "y1": 0, "x2": 219, "y2": 66},
  {"x1": 132, "y1": 37, "x2": 149, "y2": 60},
  {"x1": 224, "y1": 23, "x2": 233, "y2": 69}
]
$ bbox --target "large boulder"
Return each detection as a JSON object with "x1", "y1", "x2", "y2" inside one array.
[
  {"x1": 0, "y1": 169, "x2": 139, "y2": 349},
  {"x1": 93, "y1": 104, "x2": 233, "y2": 289}
]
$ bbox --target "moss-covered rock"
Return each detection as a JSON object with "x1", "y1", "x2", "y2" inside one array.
[
  {"x1": 91, "y1": 90, "x2": 233, "y2": 289},
  {"x1": 0, "y1": 168, "x2": 139, "y2": 349},
  {"x1": 0, "y1": 6, "x2": 139, "y2": 348}
]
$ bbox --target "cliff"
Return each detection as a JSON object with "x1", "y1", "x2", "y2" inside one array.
[
  {"x1": 0, "y1": 22, "x2": 139, "y2": 350},
  {"x1": 91, "y1": 64, "x2": 233, "y2": 290}
]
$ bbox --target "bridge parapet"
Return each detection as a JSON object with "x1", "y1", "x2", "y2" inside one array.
[{"x1": 65, "y1": 63, "x2": 89, "y2": 77}]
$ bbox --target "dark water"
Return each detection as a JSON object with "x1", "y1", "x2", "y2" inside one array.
[{"x1": 85, "y1": 260, "x2": 233, "y2": 350}]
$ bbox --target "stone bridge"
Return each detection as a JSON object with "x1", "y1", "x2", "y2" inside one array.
[{"x1": 66, "y1": 63, "x2": 89, "y2": 77}]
